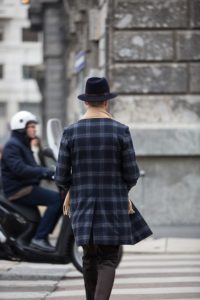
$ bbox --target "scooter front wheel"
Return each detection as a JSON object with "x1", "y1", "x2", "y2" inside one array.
[
  {"x1": 71, "y1": 240, "x2": 83, "y2": 273},
  {"x1": 71, "y1": 238, "x2": 123, "y2": 274}
]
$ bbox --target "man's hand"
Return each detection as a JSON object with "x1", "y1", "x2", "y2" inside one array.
[{"x1": 128, "y1": 199, "x2": 135, "y2": 214}]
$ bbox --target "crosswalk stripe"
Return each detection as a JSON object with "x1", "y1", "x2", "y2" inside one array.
[
  {"x1": 0, "y1": 280, "x2": 56, "y2": 287},
  {"x1": 46, "y1": 286, "x2": 200, "y2": 297},
  {"x1": 122, "y1": 254, "x2": 200, "y2": 259},
  {"x1": 57, "y1": 276, "x2": 200, "y2": 287},
  {"x1": 0, "y1": 292, "x2": 48, "y2": 300},
  {"x1": 13, "y1": 263, "x2": 74, "y2": 270},
  {"x1": 116, "y1": 267, "x2": 200, "y2": 274},
  {"x1": 16, "y1": 265, "x2": 200, "y2": 275},
  {"x1": 65, "y1": 267, "x2": 200, "y2": 278},
  {"x1": 1, "y1": 254, "x2": 200, "y2": 299},
  {"x1": 119, "y1": 260, "x2": 200, "y2": 266}
]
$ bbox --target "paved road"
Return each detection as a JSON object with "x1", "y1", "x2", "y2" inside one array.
[{"x1": 0, "y1": 253, "x2": 200, "y2": 300}]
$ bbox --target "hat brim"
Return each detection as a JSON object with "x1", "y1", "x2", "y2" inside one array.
[{"x1": 78, "y1": 93, "x2": 117, "y2": 101}]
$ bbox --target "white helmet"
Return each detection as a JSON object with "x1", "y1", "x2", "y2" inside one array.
[{"x1": 10, "y1": 111, "x2": 38, "y2": 130}]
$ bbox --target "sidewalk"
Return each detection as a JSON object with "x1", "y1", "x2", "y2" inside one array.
[
  {"x1": 0, "y1": 260, "x2": 19, "y2": 274},
  {"x1": 124, "y1": 237, "x2": 200, "y2": 254}
]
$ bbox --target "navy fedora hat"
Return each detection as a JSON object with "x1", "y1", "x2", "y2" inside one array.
[{"x1": 78, "y1": 77, "x2": 117, "y2": 101}]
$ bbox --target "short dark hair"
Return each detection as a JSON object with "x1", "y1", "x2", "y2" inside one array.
[{"x1": 87, "y1": 101, "x2": 104, "y2": 107}]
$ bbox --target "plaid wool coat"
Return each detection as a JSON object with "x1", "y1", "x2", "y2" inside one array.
[{"x1": 56, "y1": 118, "x2": 152, "y2": 246}]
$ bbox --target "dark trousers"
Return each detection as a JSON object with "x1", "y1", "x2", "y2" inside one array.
[
  {"x1": 15, "y1": 186, "x2": 63, "y2": 239},
  {"x1": 82, "y1": 244, "x2": 120, "y2": 300}
]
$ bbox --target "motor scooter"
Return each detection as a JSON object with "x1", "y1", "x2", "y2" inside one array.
[
  {"x1": 0, "y1": 194, "x2": 84, "y2": 271},
  {"x1": 0, "y1": 119, "x2": 123, "y2": 273}
]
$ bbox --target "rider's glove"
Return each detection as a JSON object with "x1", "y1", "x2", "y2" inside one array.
[{"x1": 42, "y1": 169, "x2": 55, "y2": 180}]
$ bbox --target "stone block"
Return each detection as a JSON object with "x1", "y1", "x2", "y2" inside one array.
[
  {"x1": 111, "y1": 95, "x2": 200, "y2": 124},
  {"x1": 44, "y1": 6, "x2": 60, "y2": 19},
  {"x1": 131, "y1": 155, "x2": 200, "y2": 226},
  {"x1": 130, "y1": 129, "x2": 200, "y2": 227},
  {"x1": 46, "y1": 81, "x2": 64, "y2": 93},
  {"x1": 45, "y1": 24, "x2": 61, "y2": 35},
  {"x1": 131, "y1": 126, "x2": 200, "y2": 156},
  {"x1": 190, "y1": 0, "x2": 200, "y2": 28},
  {"x1": 190, "y1": 64, "x2": 200, "y2": 92},
  {"x1": 77, "y1": 0, "x2": 88, "y2": 11},
  {"x1": 114, "y1": 0, "x2": 187, "y2": 28},
  {"x1": 112, "y1": 64, "x2": 187, "y2": 93},
  {"x1": 46, "y1": 60, "x2": 64, "y2": 72},
  {"x1": 113, "y1": 31, "x2": 173, "y2": 61},
  {"x1": 176, "y1": 31, "x2": 200, "y2": 61},
  {"x1": 44, "y1": 44, "x2": 63, "y2": 56}
]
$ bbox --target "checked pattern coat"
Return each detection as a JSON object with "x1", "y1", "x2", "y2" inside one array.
[{"x1": 56, "y1": 118, "x2": 152, "y2": 246}]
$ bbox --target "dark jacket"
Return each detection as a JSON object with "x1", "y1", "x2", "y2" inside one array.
[
  {"x1": 56, "y1": 118, "x2": 152, "y2": 246},
  {"x1": 0, "y1": 160, "x2": 2, "y2": 194},
  {"x1": 1, "y1": 131, "x2": 52, "y2": 198}
]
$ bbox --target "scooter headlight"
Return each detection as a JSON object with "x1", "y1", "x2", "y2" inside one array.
[{"x1": 0, "y1": 230, "x2": 7, "y2": 243}]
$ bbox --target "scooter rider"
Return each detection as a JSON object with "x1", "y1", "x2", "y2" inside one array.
[{"x1": 1, "y1": 111, "x2": 63, "y2": 252}]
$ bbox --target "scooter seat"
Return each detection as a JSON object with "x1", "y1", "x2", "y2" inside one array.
[{"x1": 0, "y1": 195, "x2": 40, "y2": 223}]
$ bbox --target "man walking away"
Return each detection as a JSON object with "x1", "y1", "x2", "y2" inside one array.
[{"x1": 56, "y1": 77, "x2": 152, "y2": 299}]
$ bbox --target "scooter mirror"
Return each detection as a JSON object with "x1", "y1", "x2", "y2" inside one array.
[{"x1": 46, "y1": 119, "x2": 62, "y2": 160}]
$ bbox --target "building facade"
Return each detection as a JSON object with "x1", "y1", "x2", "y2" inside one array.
[
  {"x1": 29, "y1": 0, "x2": 200, "y2": 236},
  {"x1": 0, "y1": 0, "x2": 42, "y2": 142}
]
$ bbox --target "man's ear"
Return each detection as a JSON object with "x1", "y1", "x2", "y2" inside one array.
[{"x1": 104, "y1": 101, "x2": 109, "y2": 108}]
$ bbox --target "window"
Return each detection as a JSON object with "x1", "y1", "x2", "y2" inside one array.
[
  {"x1": 22, "y1": 28, "x2": 38, "y2": 42},
  {"x1": 0, "y1": 102, "x2": 7, "y2": 140},
  {"x1": 0, "y1": 102, "x2": 6, "y2": 117},
  {"x1": 22, "y1": 65, "x2": 35, "y2": 79},
  {"x1": 0, "y1": 21, "x2": 4, "y2": 41},
  {"x1": 19, "y1": 102, "x2": 41, "y2": 117},
  {"x1": 0, "y1": 65, "x2": 3, "y2": 78}
]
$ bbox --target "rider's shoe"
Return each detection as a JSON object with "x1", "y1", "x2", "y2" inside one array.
[{"x1": 30, "y1": 238, "x2": 55, "y2": 252}]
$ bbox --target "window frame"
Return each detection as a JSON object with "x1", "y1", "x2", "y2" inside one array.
[
  {"x1": 0, "y1": 64, "x2": 3, "y2": 79},
  {"x1": 22, "y1": 28, "x2": 39, "y2": 42},
  {"x1": 22, "y1": 65, "x2": 35, "y2": 80}
]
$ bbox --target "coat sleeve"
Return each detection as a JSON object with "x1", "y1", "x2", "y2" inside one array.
[
  {"x1": 3, "y1": 143, "x2": 50, "y2": 179},
  {"x1": 55, "y1": 130, "x2": 72, "y2": 192},
  {"x1": 121, "y1": 127, "x2": 140, "y2": 191}
]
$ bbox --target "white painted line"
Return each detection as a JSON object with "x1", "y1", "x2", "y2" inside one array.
[
  {"x1": 47, "y1": 290, "x2": 91, "y2": 297},
  {"x1": 111, "y1": 287, "x2": 200, "y2": 295},
  {"x1": 65, "y1": 266, "x2": 200, "y2": 278},
  {"x1": 58, "y1": 276, "x2": 200, "y2": 287},
  {"x1": 0, "y1": 280, "x2": 56, "y2": 287},
  {"x1": 57, "y1": 279, "x2": 86, "y2": 286},
  {"x1": 114, "y1": 276, "x2": 200, "y2": 284},
  {"x1": 116, "y1": 267, "x2": 200, "y2": 275},
  {"x1": 0, "y1": 292, "x2": 48, "y2": 299},
  {"x1": 47, "y1": 286, "x2": 200, "y2": 297},
  {"x1": 120, "y1": 260, "x2": 200, "y2": 267},
  {"x1": 122, "y1": 254, "x2": 200, "y2": 260},
  {"x1": 65, "y1": 270, "x2": 82, "y2": 277},
  {"x1": 15, "y1": 263, "x2": 72, "y2": 269}
]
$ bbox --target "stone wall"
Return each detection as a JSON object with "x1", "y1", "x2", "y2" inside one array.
[
  {"x1": 110, "y1": 0, "x2": 200, "y2": 124},
  {"x1": 29, "y1": 0, "x2": 200, "y2": 236},
  {"x1": 109, "y1": 0, "x2": 200, "y2": 236}
]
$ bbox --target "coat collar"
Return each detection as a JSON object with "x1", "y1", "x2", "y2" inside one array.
[
  {"x1": 11, "y1": 130, "x2": 30, "y2": 148},
  {"x1": 80, "y1": 106, "x2": 113, "y2": 120}
]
